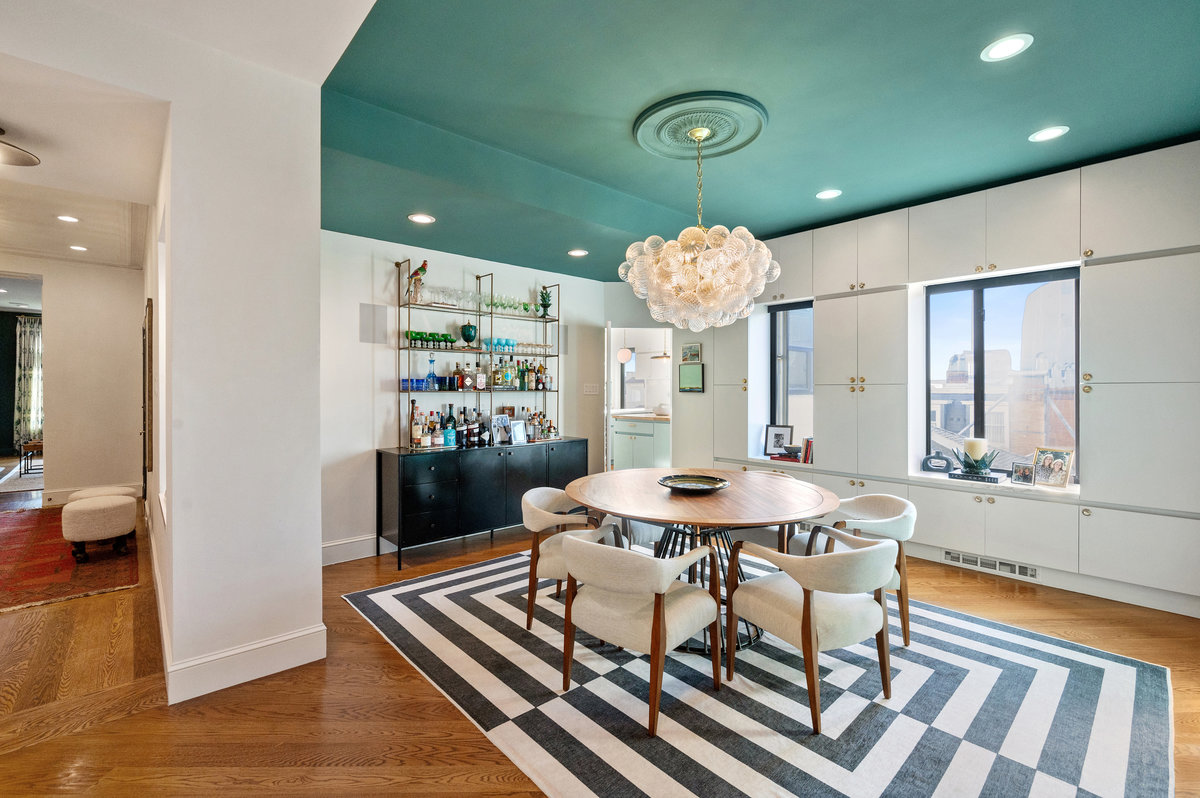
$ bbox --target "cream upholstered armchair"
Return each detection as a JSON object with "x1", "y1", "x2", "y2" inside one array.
[
  {"x1": 831, "y1": 494, "x2": 916, "y2": 646},
  {"x1": 726, "y1": 526, "x2": 897, "y2": 735},
  {"x1": 561, "y1": 535, "x2": 721, "y2": 737},
  {"x1": 522, "y1": 487, "x2": 605, "y2": 630}
]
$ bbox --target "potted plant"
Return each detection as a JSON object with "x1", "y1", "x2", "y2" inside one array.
[{"x1": 538, "y1": 286, "x2": 553, "y2": 318}]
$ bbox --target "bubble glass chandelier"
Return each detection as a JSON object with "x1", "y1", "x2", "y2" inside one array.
[{"x1": 619, "y1": 126, "x2": 778, "y2": 332}]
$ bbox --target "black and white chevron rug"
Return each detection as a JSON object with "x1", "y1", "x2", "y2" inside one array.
[{"x1": 344, "y1": 552, "x2": 1173, "y2": 798}]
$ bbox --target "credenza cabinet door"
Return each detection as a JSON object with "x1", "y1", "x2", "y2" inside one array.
[
  {"x1": 459, "y1": 448, "x2": 507, "y2": 533},
  {"x1": 986, "y1": 170, "x2": 1081, "y2": 273},
  {"x1": 984, "y1": 495, "x2": 1079, "y2": 573},
  {"x1": 1079, "y1": 382, "x2": 1199, "y2": 515},
  {"x1": 909, "y1": 193, "x2": 986, "y2": 283},
  {"x1": 767, "y1": 229, "x2": 813, "y2": 302},
  {"x1": 908, "y1": 485, "x2": 986, "y2": 553},
  {"x1": 1079, "y1": 506, "x2": 1200, "y2": 596},
  {"x1": 1080, "y1": 254, "x2": 1200, "y2": 384},
  {"x1": 1081, "y1": 140, "x2": 1200, "y2": 259}
]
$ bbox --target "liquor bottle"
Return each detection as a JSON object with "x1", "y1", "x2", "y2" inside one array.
[
  {"x1": 492, "y1": 358, "x2": 504, "y2": 388},
  {"x1": 501, "y1": 357, "x2": 513, "y2": 388},
  {"x1": 475, "y1": 362, "x2": 486, "y2": 392},
  {"x1": 452, "y1": 362, "x2": 464, "y2": 391},
  {"x1": 422, "y1": 412, "x2": 434, "y2": 448},
  {"x1": 410, "y1": 399, "x2": 422, "y2": 447},
  {"x1": 536, "y1": 362, "x2": 545, "y2": 391},
  {"x1": 445, "y1": 404, "x2": 456, "y2": 430},
  {"x1": 443, "y1": 404, "x2": 456, "y2": 447},
  {"x1": 518, "y1": 360, "x2": 527, "y2": 391}
]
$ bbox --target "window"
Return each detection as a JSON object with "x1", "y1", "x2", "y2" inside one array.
[
  {"x1": 769, "y1": 301, "x2": 814, "y2": 438},
  {"x1": 926, "y1": 268, "x2": 1078, "y2": 476}
]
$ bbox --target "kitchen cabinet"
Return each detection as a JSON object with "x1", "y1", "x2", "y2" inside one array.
[
  {"x1": 766, "y1": 229, "x2": 813, "y2": 302},
  {"x1": 1081, "y1": 140, "x2": 1200, "y2": 259},
  {"x1": 811, "y1": 211, "x2": 909, "y2": 297},
  {"x1": 814, "y1": 290, "x2": 908, "y2": 386},
  {"x1": 908, "y1": 485, "x2": 1079, "y2": 573},
  {"x1": 909, "y1": 170, "x2": 1080, "y2": 283},
  {"x1": 1079, "y1": 505, "x2": 1200, "y2": 596},
  {"x1": 611, "y1": 418, "x2": 670, "y2": 469}
]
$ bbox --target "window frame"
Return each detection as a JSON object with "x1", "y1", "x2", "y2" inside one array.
[
  {"x1": 924, "y1": 267, "x2": 1081, "y2": 474},
  {"x1": 768, "y1": 299, "x2": 814, "y2": 426}
]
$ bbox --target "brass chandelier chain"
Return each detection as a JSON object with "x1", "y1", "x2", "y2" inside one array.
[{"x1": 695, "y1": 133, "x2": 704, "y2": 230}]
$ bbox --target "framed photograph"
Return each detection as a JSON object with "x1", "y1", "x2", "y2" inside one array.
[
  {"x1": 1010, "y1": 461, "x2": 1035, "y2": 485},
  {"x1": 681, "y1": 343, "x2": 702, "y2": 363},
  {"x1": 1032, "y1": 447, "x2": 1074, "y2": 488},
  {"x1": 678, "y1": 362, "x2": 704, "y2": 392},
  {"x1": 764, "y1": 424, "x2": 794, "y2": 456},
  {"x1": 509, "y1": 419, "x2": 527, "y2": 445},
  {"x1": 490, "y1": 414, "x2": 511, "y2": 444}
]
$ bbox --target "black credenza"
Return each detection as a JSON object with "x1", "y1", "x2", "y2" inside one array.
[{"x1": 376, "y1": 437, "x2": 588, "y2": 569}]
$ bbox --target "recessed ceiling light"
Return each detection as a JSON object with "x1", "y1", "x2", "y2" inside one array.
[
  {"x1": 70, "y1": 245, "x2": 87, "y2": 251},
  {"x1": 0, "y1": 289, "x2": 8, "y2": 294},
  {"x1": 815, "y1": 189, "x2": 842, "y2": 200},
  {"x1": 567, "y1": 249, "x2": 588, "y2": 257},
  {"x1": 981, "y1": 33, "x2": 1034, "y2": 62},
  {"x1": 1029, "y1": 125, "x2": 1069, "y2": 142},
  {"x1": 407, "y1": 213, "x2": 436, "y2": 224},
  {"x1": 57, "y1": 215, "x2": 79, "y2": 223}
]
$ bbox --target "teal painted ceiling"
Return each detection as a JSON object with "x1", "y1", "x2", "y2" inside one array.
[{"x1": 322, "y1": 0, "x2": 1200, "y2": 282}]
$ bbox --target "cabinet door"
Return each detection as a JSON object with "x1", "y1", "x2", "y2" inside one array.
[
  {"x1": 712, "y1": 319, "x2": 748, "y2": 384},
  {"x1": 612, "y1": 433, "x2": 634, "y2": 470},
  {"x1": 986, "y1": 170, "x2": 1081, "y2": 272},
  {"x1": 856, "y1": 290, "x2": 908, "y2": 385},
  {"x1": 505, "y1": 445, "x2": 548, "y2": 525},
  {"x1": 1079, "y1": 382, "x2": 1199, "y2": 514},
  {"x1": 767, "y1": 229, "x2": 813, "y2": 302},
  {"x1": 713, "y1": 384, "x2": 751, "y2": 460},
  {"x1": 811, "y1": 471, "x2": 860, "y2": 501},
  {"x1": 1081, "y1": 254, "x2": 1200, "y2": 383},
  {"x1": 856, "y1": 384, "x2": 908, "y2": 479},
  {"x1": 1079, "y1": 506, "x2": 1200, "y2": 595},
  {"x1": 984, "y1": 495, "x2": 1078, "y2": 573},
  {"x1": 1081, "y1": 140, "x2": 1200, "y2": 258},
  {"x1": 813, "y1": 295, "x2": 858, "y2": 385},
  {"x1": 812, "y1": 220, "x2": 858, "y2": 297},
  {"x1": 907, "y1": 485, "x2": 986, "y2": 552},
  {"x1": 909, "y1": 193, "x2": 986, "y2": 283},
  {"x1": 631, "y1": 434, "x2": 655, "y2": 468},
  {"x1": 652, "y1": 424, "x2": 671, "y2": 467},
  {"x1": 547, "y1": 439, "x2": 588, "y2": 489},
  {"x1": 812, "y1": 384, "x2": 857, "y2": 473},
  {"x1": 857, "y1": 209, "x2": 908, "y2": 290},
  {"x1": 458, "y1": 448, "x2": 507, "y2": 533}
]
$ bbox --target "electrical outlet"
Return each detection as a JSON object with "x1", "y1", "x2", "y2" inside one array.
[{"x1": 583, "y1": 383, "x2": 599, "y2": 395}]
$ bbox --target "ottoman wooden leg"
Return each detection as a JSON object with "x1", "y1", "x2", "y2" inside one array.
[
  {"x1": 112, "y1": 536, "x2": 129, "y2": 555},
  {"x1": 71, "y1": 541, "x2": 89, "y2": 563}
]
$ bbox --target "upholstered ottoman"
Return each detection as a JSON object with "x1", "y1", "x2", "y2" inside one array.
[
  {"x1": 61, "y1": 495, "x2": 136, "y2": 563},
  {"x1": 67, "y1": 485, "x2": 140, "y2": 503}
]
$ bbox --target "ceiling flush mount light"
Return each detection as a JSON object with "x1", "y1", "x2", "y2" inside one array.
[
  {"x1": 0, "y1": 289, "x2": 8, "y2": 294},
  {"x1": 407, "y1": 213, "x2": 436, "y2": 224},
  {"x1": 980, "y1": 33, "x2": 1034, "y2": 62},
  {"x1": 622, "y1": 93, "x2": 778, "y2": 332},
  {"x1": 1029, "y1": 125, "x2": 1069, "y2": 142},
  {"x1": 567, "y1": 249, "x2": 588, "y2": 257},
  {"x1": 57, "y1": 215, "x2": 79, "y2": 223},
  {"x1": 70, "y1": 245, "x2": 87, "y2": 251},
  {"x1": 616, "y1": 347, "x2": 633, "y2": 364},
  {"x1": 816, "y1": 189, "x2": 843, "y2": 200},
  {"x1": 0, "y1": 127, "x2": 40, "y2": 167}
]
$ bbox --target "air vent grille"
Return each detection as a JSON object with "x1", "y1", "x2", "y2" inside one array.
[{"x1": 943, "y1": 549, "x2": 1039, "y2": 581}]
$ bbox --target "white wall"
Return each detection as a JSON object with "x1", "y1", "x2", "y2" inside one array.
[
  {"x1": 0, "y1": 254, "x2": 143, "y2": 499},
  {"x1": 0, "y1": 1, "x2": 329, "y2": 702},
  {"x1": 320, "y1": 230, "x2": 610, "y2": 564}
]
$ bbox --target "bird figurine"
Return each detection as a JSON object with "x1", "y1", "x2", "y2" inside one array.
[{"x1": 406, "y1": 260, "x2": 428, "y2": 303}]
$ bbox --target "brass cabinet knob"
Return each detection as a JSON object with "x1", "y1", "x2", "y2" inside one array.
[
  {"x1": 987, "y1": 264, "x2": 997, "y2": 271},
  {"x1": 1082, "y1": 508, "x2": 1092, "y2": 516},
  {"x1": 742, "y1": 386, "x2": 747, "y2": 392},
  {"x1": 858, "y1": 480, "x2": 865, "y2": 487},
  {"x1": 850, "y1": 283, "x2": 857, "y2": 290},
  {"x1": 742, "y1": 378, "x2": 747, "y2": 383},
  {"x1": 779, "y1": 293, "x2": 785, "y2": 299},
  {"x1": 1082, "y1": 385, "x2": 1093, "y2": 393},
  {"x1": 849, "y1": 386, "x2": 856, "y2": 393},
  {"x1": 974, "y1": 265, "x2": 984, "y2": 273},
  {"x1": 858, "y1": 282, "x2": 865, "y2": 289},
  {"x1": 857, "y1": 385, "x2": 864, "y2": 392},
  {"x1": 1082, "y1": 373, "x2": 1092, "y2": 381},
  {"x1": 974, "y1": 495, "x2": 983, "y2": 502},
  {"x1": 742, "y1": 466, "x2": 747, "y2": 471},
  {"x1": 1083, "y1": 249, "x2": 1094, "y2": 258},
  {"x1": 850, "y1": 377, "x2": 857, "y2": 383},
  {"x1": 859, "y1": 376, "x2": 866, "y2": 383},
  {"x1": 986, "y1": 496, "x2": 995, "y2": 504},
  {"x1": 849, "y1": 479, "x2": 856, "y2": 486}
]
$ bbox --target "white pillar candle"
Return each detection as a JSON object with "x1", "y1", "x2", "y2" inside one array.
[{"x1": 964, "y1": 437, "x2": 988, "y2": 459}]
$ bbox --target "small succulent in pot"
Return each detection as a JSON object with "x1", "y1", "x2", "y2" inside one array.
[{"x1": 951, "y1": 448, "x2": 998, "y2": 474}]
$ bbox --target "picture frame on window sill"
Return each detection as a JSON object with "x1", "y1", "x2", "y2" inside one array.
[
  {"x1": 764, "y1": 424, "x2": 794, "y2": 456},
  {"x1": 1009, "y1": 461, "x2": 1035, "y2": 485},
  {"x1": 1032, "y1": 447, "x2": 1074, "y2": 488}
]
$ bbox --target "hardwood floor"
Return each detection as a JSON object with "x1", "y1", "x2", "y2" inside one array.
[{"x1": 0, "y1": 522, "x2": 1196, "y2": 795}]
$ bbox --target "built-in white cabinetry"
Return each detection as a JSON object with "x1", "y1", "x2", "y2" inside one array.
[
  {"x1": 813, "y1": 291, "x2": 907, "y2": 385},
  {"x1": 909, "y1": 170, "x2": 1081, "y2": 283},
  {"x1": 766, "y1": 230, "x2": 813, "y2": 302},
  {"x1": 712, "y1": 319, "x2": 748, "y2": 385},
  {"x1": 810, "y1": 472, "x2": 907, "y2": 502},
  {"x1": 908, "y1": 485, "x2": 1079, "y2": 573},
  {"x1": 813, "y1": 383, "x2": 907, "y2": 478},
  {"x1": 812, "y1": 211, "x2": 908, "y2": 297},
  {"x1": 611, "y1": 417, "x2": 670, "y2": 469},
  {"x1": 712, "y1": 321, "x2": 752, "y2": 460},
  {"x1": 1081, "y1": 140, "x2": 1200, "y2": 259},
  {"x1": 1079, "y1": 505, "x2": 1200, "y2": 596}
]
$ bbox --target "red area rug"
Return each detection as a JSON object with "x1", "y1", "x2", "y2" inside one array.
[{"x1": 0, "y1": 507, "x2": 139, "y2": 612}]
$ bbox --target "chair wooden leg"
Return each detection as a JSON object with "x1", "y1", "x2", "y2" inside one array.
[
  {"x1": 896, "y1": 543, "x2": 910, "y2": 646},
  {"x1": 876, "y1": 588, "x2": 892, "y2": 699},
  {"x1": 555, "y1": 580, "x2": 562, "y2": 599},
  {"x1": 801, "y1": 589, "x2": 821, "y2": 735},
  {"x1": 709, "y1": 617, "x2": 721, "y2": 691},
  {"x1": 648, "y1": 593, "x2": 666, "y2": 737},
  {"x1": 563, "y1": 577, "x2": 577, "y2": 691},
  {"x1": 526, "y1": 534, "x2": 542, "y2": 631}
]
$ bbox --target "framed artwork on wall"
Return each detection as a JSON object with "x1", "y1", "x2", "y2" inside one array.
[
  {"x1": 681, "y1": 343, "x2": 702, "y2": 363},
  {"x1": 678, "y1": 362, "x2": 704, "y2": 392}
]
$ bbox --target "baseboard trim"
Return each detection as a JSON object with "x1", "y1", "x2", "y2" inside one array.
[
  {"x1": 907, "y1": 541, "x2": 1200, "y2": 618},
  {"x1": 322, "y1": 533, "x2": 377, "y2": 565},
  {"x1": 42, "y1": 482, "x2": 142, "y2": 507},
  {"x1": 166, "y1": 623, "x2": 327, "y2": 705}
]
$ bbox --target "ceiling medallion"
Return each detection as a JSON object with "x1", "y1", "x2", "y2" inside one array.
[
  {"x1": 621, "y1": 94, "x2": 778, "y2": 332},
  {"x1": 633, "y1": 91, "x2": 768, "y2": 159}
]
